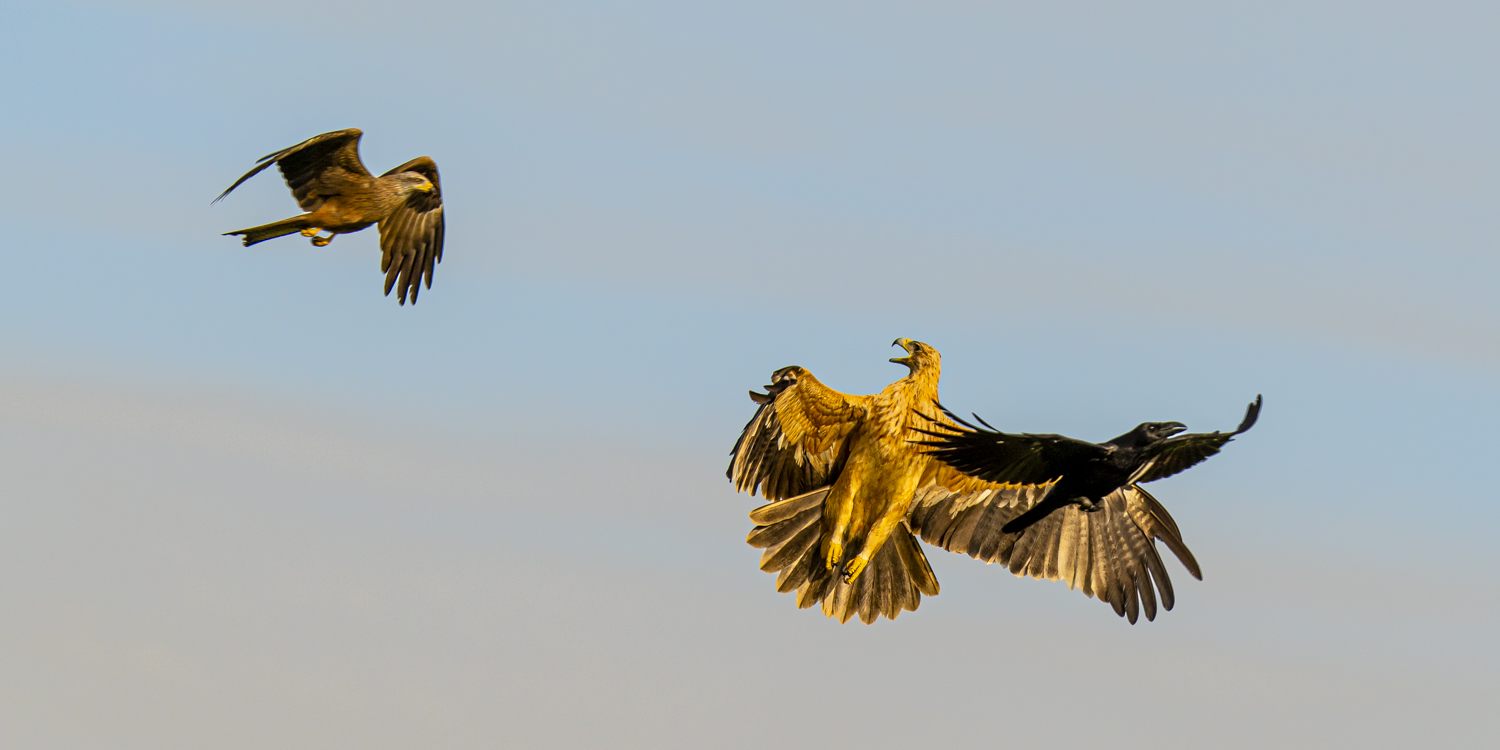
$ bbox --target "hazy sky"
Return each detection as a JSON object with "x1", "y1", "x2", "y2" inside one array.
[{"x1": 2, "y1": 1, "x2": 1498, "y2": 747}]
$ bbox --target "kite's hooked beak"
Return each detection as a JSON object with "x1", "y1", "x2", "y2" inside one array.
[
  {"x1": 1161, "y1": 422, "x2": 1188, "y2": 438},
  {"x1": 890, "y1": 338, "x2": 915, "y2": 366},
  {"x1": 417, "y1": 181, "x2": 435, "y2": 192}
]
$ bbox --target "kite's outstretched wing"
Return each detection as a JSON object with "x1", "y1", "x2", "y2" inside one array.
[
  {"x1": 728, "y1": 366, "x2": 870, "y2": 501},
  {"x1": 909, "y1": 474, "x2": 1200, "y2": 624},
  {"x1": 915, "y1": 403, "x2": 1108, "y2": 487},
  {"x1": 214, "y1": 128, "x2": 370, "y2": 209},
  {"x1": 377, "y1": 156, "x2": 445, "y2": 305},
  {"x1": 1132, "y1": 395, "x2": 1262, "y2": 484}
]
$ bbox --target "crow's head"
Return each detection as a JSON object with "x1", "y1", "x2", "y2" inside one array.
[
  {"x1": 1139, "y1": 421, "x2": 1187, "y2": 442},
  {"x1": 1109, "y1": 421, "x2": 1186, "y2": 449}
]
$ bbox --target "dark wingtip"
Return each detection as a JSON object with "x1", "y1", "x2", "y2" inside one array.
[
  {"x1": 910, "y1": 407, "x2": 945, "y2": 426},
  {"x1": 926, "y1": 400, "x2": 981, "y2": 431},
  {"x1": 907, "y1": 426, "x2": 954, "y2": 442},
  {"x1": 1237, "y1": 394, "x2": 1263, "y2": 434}
]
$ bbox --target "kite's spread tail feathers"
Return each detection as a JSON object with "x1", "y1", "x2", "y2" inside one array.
[
  {"x1": 747, "y1": 488, "x2": 939, "y2": 624},
  {"x1": 224, "y1": 215, "x2": 313, "y2": 247}
]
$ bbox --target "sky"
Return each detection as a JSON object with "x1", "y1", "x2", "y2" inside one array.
[{"x1": 1, "y1": 1, "x2": 1498, "y2": 747}]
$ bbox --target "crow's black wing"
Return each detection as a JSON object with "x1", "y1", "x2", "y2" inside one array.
[
  {"x1": 1132, "y1": 395, "x2": 1261, "y2": 484},
  {"x1": 915, "y1": 403, "x2": 1110, "y2": 487}
]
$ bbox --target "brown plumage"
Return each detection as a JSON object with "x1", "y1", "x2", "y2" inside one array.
[
  {"x1": 728, "y1": 339, "x2": 1202, "y2": 624},
  {"x1": 214, "y1": 128, "x2": 446, "y2": 305}
]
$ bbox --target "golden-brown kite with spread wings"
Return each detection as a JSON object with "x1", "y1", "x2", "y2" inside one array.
[
  {"x1": 728, "y1": 339, "x2": 1202, "y2": 624},
  {"x1": 214, "y1": 128, "x2": 445, "y2": 305}
]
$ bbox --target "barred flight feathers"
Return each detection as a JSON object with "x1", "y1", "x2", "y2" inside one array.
[
  {"x1": 378, "y1": 156, "x2": 445, "y2": 305},
  {"x1": 908, "y1": 481, "x2": 1200, "y2": 623},
  {"x1": 728, "y1": 342, "x2": 1238, "y2": 624},
  {"x1": 747, "y1": 489, "x2": 938, "y2": 624},
  {"x1": 726, "y1": 366, "x2": 868, "y2": 501}
]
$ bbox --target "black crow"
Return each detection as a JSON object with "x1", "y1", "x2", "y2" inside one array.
[{"x1": 918, "y1": 396, "x2": 1261, "y2": 535}]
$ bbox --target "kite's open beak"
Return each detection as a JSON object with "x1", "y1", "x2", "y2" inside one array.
[
  {"x1": 1162, "y1": 422, "x2": 1188, "y2": 438},
  {"x1": 890, "y1": 338, "x2": 914, "y2": 366}
]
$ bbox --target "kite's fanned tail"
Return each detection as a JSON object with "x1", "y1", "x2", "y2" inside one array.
[
  {"x1": 223, "y1": 215, "x2": 313, "y2": 247},
  {"x1": 747, "y1": 488, "x2": 939, "y2": 624}
]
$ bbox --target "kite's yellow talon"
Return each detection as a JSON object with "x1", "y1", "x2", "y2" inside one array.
[
  {"x1": 844, "y1": 555, "x2": 870, "y2": 583},
  {"x1": 310, "y1": 235, "x2": 332, "y2": 247},
  {"x1": 300, "y1": 227, "x2": 321, "y2": 237},
  {"x1": 825, "y1": 541, "x2": 844, "y2": 571}
]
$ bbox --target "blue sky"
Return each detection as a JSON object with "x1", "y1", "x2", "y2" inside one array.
[{"x1": 2, "y1": 2, "x2": 1498, "y2": 747}]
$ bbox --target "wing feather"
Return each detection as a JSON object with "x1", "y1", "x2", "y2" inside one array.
[
  {"x1": 214, "y1": 128, "x2": 369, "y2": 209},
  {"x1": 1132, "y1": 395, "x2": 1261, "y2": 484},
  {"x1": 727, "y1": 366, "x2": 870, "y2": 501},
  {"x1": 376, "y1": 156, "x2": 445, "y2": 306},
  {"x1": 909, "y1": 480, "x2": 1200, "y2": 622},
  {"x1": 914, "y1": 403, "x2": 1109, "y2": 487}
]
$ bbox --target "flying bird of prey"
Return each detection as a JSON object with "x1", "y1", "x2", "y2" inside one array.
[
  {"x1": 728, "y1": 340, "x2": 1210, "y2": 624},
  {"x1": 919, "y1": 396, "x2": 1261, "y2": 537},
  {"x1": 213, "y1": 128, "x2": 445, "y2": 305}
]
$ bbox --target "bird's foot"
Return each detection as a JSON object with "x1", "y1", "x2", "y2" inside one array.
[
  {"x1": 1078, "y1": 498, "x2": 1101, "y2": 512},
  {"x1": 843, "y1": 555, "x2": 870, "y2": 583},
  {"x1": 310, "y1": 234, "x2": 332, "y2": 247},
  {"x1": 824, "y1": 541, "x2": 844, "y2": 571},
  {"x1": 300, "y1": 227, "x2": 322, "y2": 237}
]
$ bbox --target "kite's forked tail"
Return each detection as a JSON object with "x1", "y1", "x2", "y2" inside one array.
[
  {"x1": 747, "y1": 488, "x2": 939, "y2": 624},
  {"x1": 223, "y1": 215, "x2": 314, "y2": 247}
]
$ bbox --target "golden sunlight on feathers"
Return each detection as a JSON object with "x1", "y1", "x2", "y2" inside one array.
[
  {"x1": 728, "y1": 340, "x2": 1202, "y2": 624},
  {"x1": 214, "y1": 128, "x2": 446, "y2": 305}
]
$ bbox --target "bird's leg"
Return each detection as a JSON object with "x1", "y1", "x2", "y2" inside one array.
[
  {"x1": 843, "y1": 556, "x2": 867, "y2": 583},
  {"x1": 844, "y1": 499, "x2": 911, "y2": 584},
  {"x1": 824, "y1": 540, "x2": 845, "y2": 573},
  {"x1": 299, "y1": 226, "x2": 334, "y2": 246},
  {"x1": 823, "y1": 484, "x2": 857, "y2": 572}
]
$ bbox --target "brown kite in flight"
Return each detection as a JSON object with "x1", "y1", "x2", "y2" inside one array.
[
  {"x1": 728, "y1": 339, "x2": 1202, "y2": 624},
  {"x1": 214, "y1": 128, "x2": 445, "y2": 305}
]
